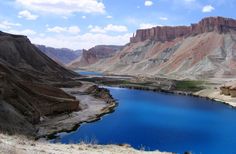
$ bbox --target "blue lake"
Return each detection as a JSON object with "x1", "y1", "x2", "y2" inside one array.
[
  {"x1": 53, "y1": 87, "x2": 236, "y2": 154},
  {"x1": 75, "y1": 70, "x2": 103, "y2": 76}
]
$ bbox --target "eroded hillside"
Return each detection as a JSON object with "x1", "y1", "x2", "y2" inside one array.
[{"x1": 81, "y1": 17, "x2": 236, "y2": 79}]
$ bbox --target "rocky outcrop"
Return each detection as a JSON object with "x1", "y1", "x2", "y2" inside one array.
[
  {"x1": 130, "y1": 17, "x2": 236, "y2": 43},
  {"x1": 130, "y1": 26, "x2": 191, "y2": 43},
  {"x1": 0, "y1": 31, "x2": 81, "y2": 136},
  {"x1": 68, "y1": 45, "x2": 122, "y2": 69},
  {"x1": 85, "y1": 85, "x2": 115, "y2": 104},
  {"x1": 220, "y1": 86, "x2": 231, "y2": 96},
  {"x1": 220, "y1": 82, "x2": 236, "y2": 97},
  {"x1": 36, "y1": 45, "x2": 82, "y2": 65}
]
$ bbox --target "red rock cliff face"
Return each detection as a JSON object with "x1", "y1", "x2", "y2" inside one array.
[{"x1": 130, "y1": 17, "x2": 236, "y2": 43}]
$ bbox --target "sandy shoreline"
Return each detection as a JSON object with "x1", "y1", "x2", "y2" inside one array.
[{"x1": 194, "y1": 88, "x2": 236, "y2": 108}]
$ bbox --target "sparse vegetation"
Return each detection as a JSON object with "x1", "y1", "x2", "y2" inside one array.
[{"x1": 175, "y1": 80, "x2": 205, "y2": 92}]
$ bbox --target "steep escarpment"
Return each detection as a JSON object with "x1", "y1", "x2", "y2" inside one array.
[
  {"x1": 85, "y1": 17, "x2": 236, "y2": 79},
  {"x1": 68, "y1": 45, "x2": 122, "y2": 69},
  {"x1": 130, "y1": 16, "x2": 236, "y2": 43},
  {"x1": 36, "y1": 45, "x2": 82, "y2": 65},
  {"x1": 0, "y1": 31, "x2": 80, "y2": 136}
]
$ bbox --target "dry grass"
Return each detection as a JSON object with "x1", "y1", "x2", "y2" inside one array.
[{"x1": 0, "y1": 133, "x2": 171, "y2": 154}]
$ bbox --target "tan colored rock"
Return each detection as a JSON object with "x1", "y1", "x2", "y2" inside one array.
[{"x1": 220, "y1": 86, "x2": 231, "y2": 95}]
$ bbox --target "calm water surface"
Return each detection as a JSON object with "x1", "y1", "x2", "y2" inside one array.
[
  {"x1": 75, "y1": 70, "x2": 103, "y2": 76},
  {"x1": 53, "y1": 86, "x2": 236, "y2": 154}
]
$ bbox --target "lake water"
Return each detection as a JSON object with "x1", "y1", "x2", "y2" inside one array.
[
  {"x1": 53, "y1": 87, "x2": 236, "y2": 154},
  {"x1": 75, "y1": 70, "x2": 103, "y2": 76}
]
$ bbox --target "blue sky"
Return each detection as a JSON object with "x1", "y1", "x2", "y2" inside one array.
[{"x1": 0, "y1": 0, "x2": 235, "y2": 49}]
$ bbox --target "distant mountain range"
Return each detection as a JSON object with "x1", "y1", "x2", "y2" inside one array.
[
  {"x1": 76, "y1": 16, "x2": 236, "y2": 79},
  {"x1": 36, "y1": 45, "x2": 82, "y2": 65}
]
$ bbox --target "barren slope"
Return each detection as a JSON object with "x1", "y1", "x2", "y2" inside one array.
[
  {"x1": 0, "y1": 31, "x2": 80, "y2": 136},
  {"x1": 82, "y1": 17, "x2": 236, "y2": 79}
]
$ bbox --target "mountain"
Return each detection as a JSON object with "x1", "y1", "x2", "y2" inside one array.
[
  {"x1": 36, "y1": 45, "x2": 82, "y2": 65},
  {"x1": 84, "y1": 17, "x2": 236, "y2": 79},
  {"x1": 0, "y1": 31, "x2": 80, "y2": 136},
  {"x1": 68, "y1": 45, "x2": 122, "y2": 69}
]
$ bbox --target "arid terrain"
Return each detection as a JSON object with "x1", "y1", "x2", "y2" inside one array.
[
  {"x1": 1, "y1": 16, "x2": 236, "y2": 154},
  {"x1": 0, "y1": 31, "x2": 163, "y2": 153},
  {"x1": 75, "y1": 17, "x2": 236, "y2": 80}
]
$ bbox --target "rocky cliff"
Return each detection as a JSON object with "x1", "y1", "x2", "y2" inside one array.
[
  {"x1": 68, "y1": 45, "x2": 122, "y2": 69},
  {"x1": 0, "y1": 31, "x2": 81, "y2": 136},
  {"x1": 130, "y1": 17, "x2": 236, "y2": 43},
  {"x1": 85, "y1": 16, "x2": 236, "y2": 79}
]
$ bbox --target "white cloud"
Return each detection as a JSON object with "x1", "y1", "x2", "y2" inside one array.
[
  {"x1": 160, "y1": 17, "x2": 168, "y2": 21},
  {"x1": 139, "y1": 23, "x2": 157, "y2": 29},
  {"x1": 82, "y1": 16, "x2": 87, "y2": 19},
  {"x1": 30, "y1": 33, "x2": 132, "y2": 50},
  {"x1": 18, "y1": 10, "x2": 38, "y2": 20},
  {"x1": 104, "y1": 24, "x2": 128, "y2": 32},
  {"x1": 47, "y1": 26, "x2": 80, "y2": 34},
  {"x1": 145, "y1": 1, "x2": 153, "y2": 6},
  {"x1": 16, "y1": 0, "x2": 106, "y2": 15},
  {"x1": 89, "y1": 24, "x2": 128, "y2": 33},
  {"x1": 89, "y1": 26, "x2": 106, "y2": 33},
  {"x1": 202, "y1": 5, "x2": 215, "y2": 13},
  {"x1": 47, "y1": 26, "x2": 67, "y2": 33},
  {"x1": 106, "y1": 15, "x2": 113, "y2": 19},
  {"x1": 0, "y1": 21, "x2": 21, "y2": 30}
]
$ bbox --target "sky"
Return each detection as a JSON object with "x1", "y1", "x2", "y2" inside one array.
[{"x1": 0, "y1": 0, "x2": 235, "y2": 50}]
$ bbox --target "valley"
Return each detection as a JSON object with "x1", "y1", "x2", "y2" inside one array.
[{"x1": 1, "y1": 15, "x2": 236, "y2": 154}]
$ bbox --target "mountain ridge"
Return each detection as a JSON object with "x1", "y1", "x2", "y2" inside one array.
[
  {"x1": 79, "y1": 16, "x2": 236, "y2": 79},
  {"x1": 130, "y1": 16, "x2": 236, "y2": 43},
  {"x1": 36, "y1": 45, "x2": 82, "y2": 65}
]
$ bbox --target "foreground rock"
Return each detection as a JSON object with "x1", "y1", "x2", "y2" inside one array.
[
  {"x1": 0, "y1": 31, "x2": 81, "y2": 136},
  {"x1": 0, "y1": 133, "x2": 171, "y2": 154}
]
